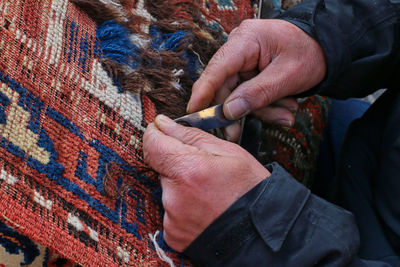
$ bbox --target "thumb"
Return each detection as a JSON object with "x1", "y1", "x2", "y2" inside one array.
[
  {"x1": 223, "y1": 59, "x2": 303, "y2": 120},
  {"x1": 154, "y1": 115, "x2": 230, "y2": 153}
]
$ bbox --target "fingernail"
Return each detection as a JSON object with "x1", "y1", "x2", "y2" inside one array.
[
  {"x1": 223, "y1": 127, "x2": 238, "y2": 142},
  {"x1": 276, "y1": 120, "x2": 293, "y2": 127},
  {"x1": 155, "y1": 114, "x2": 174, "y2": 129},
  {"x1": 225, "y1": 98, "x2": 250, "y2": 120},
  {"x1": 289, "y1": 105, "x2": 298, "y2": 113}
]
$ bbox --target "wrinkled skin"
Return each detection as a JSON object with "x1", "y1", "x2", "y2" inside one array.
[
  {"x1": 189, "y1": 19, "x2": 326, "y2": 141},
  {"x1": 143, "y1": 19, "x2": 326, "y2": 251},
  {"x1": 144, "y1": 115, "x2": 269, "y2": 252}
]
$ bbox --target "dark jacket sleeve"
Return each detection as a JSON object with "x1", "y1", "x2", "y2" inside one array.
[
  {"x1": 277, "y1": 0, "x2": 400, "y2": 98},
  {"x1": 184, "y1": 163, "x2": 391, "y2": 266}
]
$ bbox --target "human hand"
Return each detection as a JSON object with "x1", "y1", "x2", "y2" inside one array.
[
  {"x1": 188, "y1": 19, "x2": 326, "y2": 141},
  {"x1": 143, "y1": 115, "x2": 270, "y2": 252}
]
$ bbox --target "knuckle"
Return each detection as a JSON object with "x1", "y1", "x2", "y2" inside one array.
[
  {"x1": 184, "y1": 156, "x2": 213, "y2": 182},
  {"x1": 157, "y1": 152, "x2": 182, "y2": 176},
  {"x1": 162, "y1": 218, "x2": 185, "y2": 252},
  {"x1": 181, "y1": 128, "x2": 206, "y2": 144},
  {"x1": 239, "y1": 19, "x2": 254, "y2": 29},
  {"x1": 162, "y1": 222, "x2": 175, "y2": 247},
  {"x1": 244, "y1": 82, "x2": 273, "y2": 107},
  {"x1": 163, "y1": 214, "x2": 175, "y2": 233},
  {"x1": 211, "y1": 45, "x2": 229, "y2": 63},
  {"x1": 142, "y1": 130, "x2": 157, "y2": 164},
  {"x1": 161, "y1": 193, "x2": 175, "y2": 217},
  {"x1": 159, "y1": 152, "x2": 200, "y2": 181},
  {"x1": 287, "y1": 58, "x2": 304, "y2": 72}
]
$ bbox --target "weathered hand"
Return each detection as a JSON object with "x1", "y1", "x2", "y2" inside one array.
[
  {"x1": 143, "y1": 115, "x2": 270, "y2": 252},
  {"x1": 188, "y1": 19, "x2": 326, "y2": 140}
]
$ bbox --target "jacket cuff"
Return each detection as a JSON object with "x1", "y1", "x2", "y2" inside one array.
[{"x1": 183, "y1": 162, "x2": 311, "y2": 266}]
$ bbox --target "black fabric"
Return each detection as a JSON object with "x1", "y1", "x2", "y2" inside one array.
[
  {"x1": 185, "y1": 164, "x2": 391, "y2": 266},
  {"x1": 279, "y1": 0, "x2": 400, "y2": 98},
  {"x1": 183, "y1": 0, "x2": 400, "y2": 265},
  {"x1": 335, "y1": 89, "x2": 400, "y2": 264}
]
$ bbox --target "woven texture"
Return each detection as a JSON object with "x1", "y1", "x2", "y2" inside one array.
[
  {"x1": 0, "y1": 0, "x2": 256, "y2": 266},
  {"x1": 260, "y1": 96, "x2": 330, "y2": 187},
  {"x1": 0, "y1": 0, "x2": 328, "y2": 266}
]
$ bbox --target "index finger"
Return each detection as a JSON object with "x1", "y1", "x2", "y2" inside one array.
[
  {"x1": 187, "y1": 34, "x2": 260, "y2": 113},
  {"x1": 143, "y1": 123, "x2": 199, "y2": 178}
]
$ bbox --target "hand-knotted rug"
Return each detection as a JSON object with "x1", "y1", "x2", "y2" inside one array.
[{"x1": 0, "y1": 0, "x2": 328, "y2": 266}]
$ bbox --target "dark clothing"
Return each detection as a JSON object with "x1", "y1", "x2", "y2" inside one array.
[
  {"x1": 184, "y1": 0, "x2": 400, "y2": 265},
  {"x1": 313, "y1": 98, "x2": 370, "y2": 199}
]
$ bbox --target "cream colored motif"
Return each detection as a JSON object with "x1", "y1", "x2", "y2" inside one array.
[{"x1": 0, "y1": 84, "x2": 50, "y2": 165}]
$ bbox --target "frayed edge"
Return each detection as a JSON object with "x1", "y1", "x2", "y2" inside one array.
[
  {"x1": 149, "y1": 231, "x2": 176, "y2": 267},
  {"x1": 188, "y1": 45, "x2": 205, "y2": 67},
  {"x1": 99, "y1": 0, "x2": 121, "y2": 7},
  {"x1": 171, "y1": 69, "x2": 185, "y2": 93},
  {"x1": 72, "y1": 0, "x2": 223, "y2": 118}
]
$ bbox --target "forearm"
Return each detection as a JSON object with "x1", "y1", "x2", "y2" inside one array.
[{"x1": 278, "y1": 0, "x2": 400, "y2": 98}]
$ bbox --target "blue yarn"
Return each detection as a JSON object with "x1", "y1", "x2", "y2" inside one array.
[
  {"x1": 75, "y1": 151, "x2": 97, "y2": 187},
  {"x1": 150, "y1": 26, "x2": 188, "y2": 51},
  {"x1": 183, "y1": 51, "x2": 198, "y2": 81},
  {"x1": 94, "y1": 37, "x2": 101, "y2": 58},
  {"x1": 45, "y1": 107, "x2": 85, "y2": 140},
  {"x1": 216, "y1": 0, "x2": 236, "y2": 8},
  {"x1": 43, "y1": 248, "x2": 50, "y2": 266},
  {"x1": 0, "y1": 91, "x2": 10, "y2": 124},
  {"x1": 27, "y1": 128, "x2": 65, "y2": 181},
  {"x1": 79, "y1": 33, "x2": 89, "y2": 73},
  {"x1": 0, "y1": 72, "x2": 148, "y2": 238},
  {"x1": 121, "y1": 201, "x2": 141, "y2": 239},
  {"x1": 272, "y1": 0, "x2": 284, "y2": 12},
  {"x1": 96, "y1": 20, "x2": 140, "y2": 67},
  {"x1": 117, "y1": 176, "x2": 123, "y2": 189},
  {"x1": 68, "y1": 21, "x2": 76, "y2": 62},
  {"x1": 128, "y1": 189, "x2": 146, "y2": 225},
  {"x1": 19, "y1": 91, "x2": 43, "y2": 135},
  {"x1": 7, "y1": 141, "x2": 25, "y2": 160},
  {"x1": 113, "y1": 76, "x2": 123, "y2": 93},
  {"x1": 156, "y1": 230, "x2": 175, "y2": 252},
  {"x1": 0, "y1": 220, "x2": 40, "y2": 265},
  {"x1": 73, "y1": 24, "x2": 80, "y2": 62}
]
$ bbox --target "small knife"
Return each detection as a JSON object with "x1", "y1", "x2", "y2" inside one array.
[
  {"x1": 174, "y1": 1, "x2": 272, "y2": 132},
  {"x1": 174, "y1": 104, "x2": 235, "y2": 131}
]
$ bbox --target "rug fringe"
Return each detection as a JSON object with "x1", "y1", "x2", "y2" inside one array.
[{"x1": 149, "y1": 230, "x2": 176, "y2": 267}]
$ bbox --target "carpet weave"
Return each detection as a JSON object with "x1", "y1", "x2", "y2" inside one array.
[
  {"x1": 0, "y1": 0, "x2": 327, "y2": 266},
  {"x1": 0, "y1": 1, "x2": 256, "y2": 266}
]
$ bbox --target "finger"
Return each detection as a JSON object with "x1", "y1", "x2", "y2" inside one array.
[
  {"x1": 143, "y1": 123, "x2": 199, "y2": 177},
  {"x1": 253, "y1": 106, "x2": 296, "y2": 127},
  {"x1": 188, "y1": 34, "x2": 261, "y2": 113},
  {"x1": 222, "y1": 122, "x2": 242, "y2": 142},
  {"x1": 213, "y1": 74, "x2": 240, "y2": 104},
  {"x1": 228, "y1": 27, "x2": 239, "y2": 39},
  {"x1": 213, "y1": 71, "x2": 257, "y2": 106},
  {"x1": 154, "y1": 115, "x2": 229, "y2": 154},
  {"x1": 239, "y1": 69, "x2": 258, "y2": 82},
  {"x1": 223, "y1": 58, "x2": 304, "y2": 120},
  {"x1": 271, "y1": 97, "x2": 298, "y2": 113}
]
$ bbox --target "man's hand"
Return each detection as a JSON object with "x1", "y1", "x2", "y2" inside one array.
[
  {"x1": 188, "y1": 19, "x2": 326, "y2": 141},
  {"x1": 143, "y1": 115, "x2": 270, "y2": 252}
]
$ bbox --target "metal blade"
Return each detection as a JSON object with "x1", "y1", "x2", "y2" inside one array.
[{"x1": 174, "y1": 104, "x2": 235, "y2": 131}]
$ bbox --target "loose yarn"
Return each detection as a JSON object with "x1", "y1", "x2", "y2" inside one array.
[
  {"x1": 0, "y1": 0, "x2": 328, "y2": 266},
  {"x1": 0, "y1": 0, "x2": 257, "y2": 266}
]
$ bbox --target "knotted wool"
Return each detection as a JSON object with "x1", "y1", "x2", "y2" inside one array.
[{"x1": 0, "y1": 0, "x2": 328, "y2": 266}]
